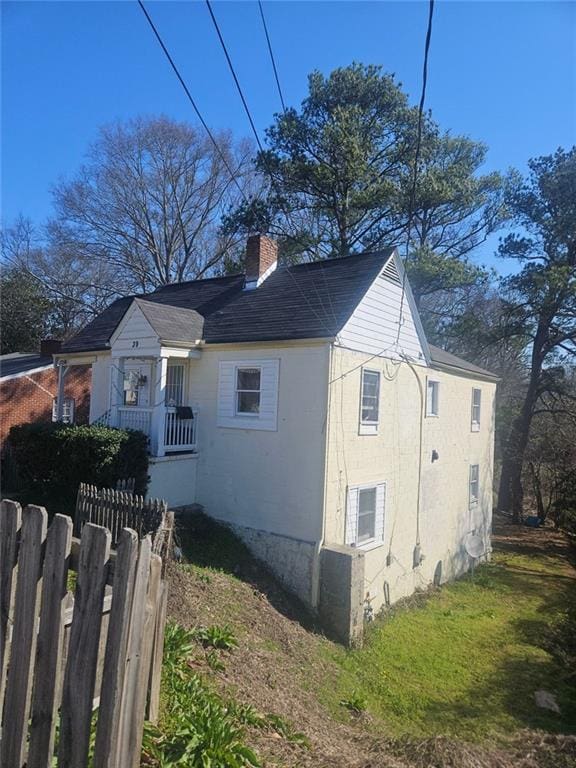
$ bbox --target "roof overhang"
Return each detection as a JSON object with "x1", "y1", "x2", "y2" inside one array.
[{"x1": 430, "y1": 360, "x2": 500, "y2": 383}]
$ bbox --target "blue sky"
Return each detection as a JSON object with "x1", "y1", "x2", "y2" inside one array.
[{"x1": 2, "y1": 1, "x2": 575, "y2": 269}]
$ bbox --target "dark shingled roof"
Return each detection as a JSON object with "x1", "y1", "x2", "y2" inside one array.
[
  {"x1": 429, "y1": 345, "x2": 499, "y2": 381},
  {"x1": 0, "y1": 353, "x2": 53, "y2": 379},
  {"x1": 61, "y1": 250, "x2": 393, "y2": 353},
  {"x1": 135, "y1": 300, "x2": 205, "y2": 344}
]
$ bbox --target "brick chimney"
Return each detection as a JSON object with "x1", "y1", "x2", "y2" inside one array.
[
  {"x1": 40, "y1": 339, "x2": 62, "y2": 356},
  {"x1": 245, "y1": 234, "x2": 278, "y2": 288}
]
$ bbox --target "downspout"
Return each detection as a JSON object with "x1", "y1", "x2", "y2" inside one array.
[
  {"x1": 401, "y1": 355, "x2": 425, "y2": 568},
  {"x1": 311, "y1": 342, "x2": 334, "y2": 609}
]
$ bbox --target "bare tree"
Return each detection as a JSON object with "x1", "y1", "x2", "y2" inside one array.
[{"x1": 52, "y1": 116, "x2": 256, "y2": 292}]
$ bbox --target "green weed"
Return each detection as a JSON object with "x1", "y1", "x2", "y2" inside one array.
[{"x1": 193, "y1": 624, "x2": 238, "y2": 651}]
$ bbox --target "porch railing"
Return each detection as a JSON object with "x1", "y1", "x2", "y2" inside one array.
[
  {"x1": 118, "y1": 406, "x2": 153, "y2": 435},
  {"x1": 163, "y1": 408, "x2": 197, "y2": 452}
]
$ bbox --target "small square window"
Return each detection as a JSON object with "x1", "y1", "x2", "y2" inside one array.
[
  {"x1": 471, "y1": 388, "x2": 481, "y2": 430},
  {"x1": 469, "y1": 464, "x2": 479, "y2": 507},
  {"x1": 426, "y1": 379, "x2": 440, "y2": 417},
  {"x1": 236, "y1": 367, "x2": 261, "y2": 415}
]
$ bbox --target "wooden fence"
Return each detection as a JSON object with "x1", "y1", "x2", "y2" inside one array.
[
  {"x1": 75, "y1": 482, "x2": 167, "y2": 546},
  {"x1": 0, "y1": 499, "x2": 168, "y2": 768}
]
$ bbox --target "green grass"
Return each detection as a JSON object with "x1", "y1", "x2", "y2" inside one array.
[{"x1": 324, "y1": 550, "x2": 576, "y2": 741}]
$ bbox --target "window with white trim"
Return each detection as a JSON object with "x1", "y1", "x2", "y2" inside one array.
[
  {"x1": 235, "y1": 367, "x2": 261, "y2": 415},
  {"x1": 345, "y1": 482, "x2": 386, "y2": 548},
  {"x1": 469, "y1": 464, "x2": 479, "y2": 507},
  {"x1": 426, "y1": 378, "x2": 440, "y2": 417},
  {"x1": 359, "y1": 369, "x2": 380, "y2": 434},
  {"x1": 217, "y1": 359, "x2": 279, "y2": 431},
  {"x1": 52, "y1": 397, "x2": 75, "y2": 424},
  {"x1": 471, "y1": 388, "x2": 481, "y2": 431},
  {"x1": 165, "y1": 363, "x2": 185, "y2": 406}
]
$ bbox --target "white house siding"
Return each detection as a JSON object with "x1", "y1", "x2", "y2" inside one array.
[
  {"x1": 110, "y1": 304, "x2": 161, "y2": 358},
  {"x1": 324, "y1": 345, "x2": 496, "y2": 616},
  {"x1": 89, "y1": 353, "x2": 111, "y2": 423},
  {"x1": 337, "y1": 256, "x2": 428, "y2": 363},
  {"x1": 188, "y1": 342, "x2": 332, "y2": 604},
  {"x1": 148, "y1": 454, "x2": 198, "y2": 507}
]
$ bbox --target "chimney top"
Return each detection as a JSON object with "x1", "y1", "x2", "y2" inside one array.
[
  {"x1": 40, "y1": 339, "x2": 62, "y2": 357},
  {"x1": 244, "y1": 235, "x2": 278, "y2": 289}
]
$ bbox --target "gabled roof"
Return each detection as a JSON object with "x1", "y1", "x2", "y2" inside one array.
[
  {"x1": 429, "y1": 345, "x2": 499, "y2": 381},
  {"x1": 133, "y1": 299, "x2": 205, "y2": 345},
  {"x1": 0, "y1": 353, "x2": 53, "y2": 379},
  {"x1": 61, "y1": 250, "x2": 394, "y2": 352}
]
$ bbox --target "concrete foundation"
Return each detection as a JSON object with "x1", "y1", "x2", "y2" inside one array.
[{"x1": 319, "y1": 544, "x2": 365, "y2": 647}]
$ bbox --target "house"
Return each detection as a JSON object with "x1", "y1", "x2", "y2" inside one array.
[
  {"x1": 57, "y1": 236, "x2": 497, "y2": 644},
  {"x1": 0, "y1": 341, "x2": 91, "y2": 448}
]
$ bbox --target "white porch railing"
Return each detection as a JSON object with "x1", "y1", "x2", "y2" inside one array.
[
  {"x1": 163, "y1": 408, "x2": 197, "y2": 452},
  {"x1": 118, "y1": 407, "x2": 153, "y2": 435}
]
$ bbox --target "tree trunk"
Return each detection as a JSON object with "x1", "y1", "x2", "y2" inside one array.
[{"x1": 497, "y1": 325, "x2": 548, "y2": 523}]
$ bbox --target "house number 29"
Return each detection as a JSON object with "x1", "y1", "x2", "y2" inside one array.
[{"x1": 132, "y1": 341, "x2": 139, "y2": 348}]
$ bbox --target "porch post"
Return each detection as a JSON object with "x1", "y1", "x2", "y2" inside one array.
[
  {"x1": 110, "y1": 357, "x2": 124, "y2": 428},
  {"x1": 151, "y1": 356, "x2": 168, "y2": 457},
  {"x1": 55, "y1": 362, "x2": 68, "y2": 421}
]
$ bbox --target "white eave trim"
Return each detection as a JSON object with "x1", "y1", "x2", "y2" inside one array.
[{"x1": 0, "y1": 364, "x2": 53, "y2": 381}]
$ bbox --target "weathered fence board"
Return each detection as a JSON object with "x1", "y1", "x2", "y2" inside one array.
[
  {"x1": 59, "y1": 525, "x2": 111, "y2": 768},
  {"x1": 93, "y1": 529, "x2": 139, "y2": 768},
  {"x1": 75, "y1": 483, "x2": 168, "y2": 547},
  {"x1": 28, "y1": 514, "x2": 73, "y2": 768},
  {"x1": 0, "y1": 500, "x2": 168, "y2": 768},
  {"x1": 0, "y1": 499, "x2": 21, "y2": 707},
  {"x1": 0, "y1": 505, "x2": 47, "y2": 768}
]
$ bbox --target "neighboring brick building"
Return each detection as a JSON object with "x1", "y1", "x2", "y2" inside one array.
[{"x1": 0, "y1": 341, "x2": 91, "y2": 448}]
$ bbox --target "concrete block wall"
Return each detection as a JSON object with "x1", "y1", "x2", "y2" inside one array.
[{"x1": 319, "y1": 544, "x2": 365, "y2": 647}]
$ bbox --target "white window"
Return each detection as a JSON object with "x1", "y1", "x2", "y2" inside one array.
[
  {"x1": 469, "y1": 464, "x2": 479, "y2": 507},
  {"x1": 235, "y1": 367, "x2": 261, "y2": 415},
  {"x1": 217, "y1": 359, "x2": 279, "y2": 431},
  {"x1": 52, "y1": 397, "x2": 75, "y2": 424},
  {"x1": 166, "y1": 363, "x2": 185, "y2": 406},
  {"x1": 426, "y1": 379, "x2": 440, "y2": 417},
  {"x1": 345, "y1": 482, "x2": 386, "y2": 548},
  {"x1": 359, "y1": 369, "x2": 380, "y2": 434},
  {"x1": 471, "y1": 388, "x2": 481, "y2": 431}
]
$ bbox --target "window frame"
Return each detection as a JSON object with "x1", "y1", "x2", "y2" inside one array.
[
  {"x1": 426, "y1": 378, "x2": 440, "y2": 417},
  {"x1": 165, "y1": 362, "x2": 186, "y2": 407},
  {"x1": 471, "y1": 388, "x2": 481, "y2": 431},
  {"x1": 359, "y1": 368, "x2": 381, "y2": 435},
  {"x1": 469, "y1": 464, "x2": 480, "y2": 507},
  {"x1": 234, "y1": 365, "x2": 262, "y2": 417},
  {"x1": 346, "y1": 481, "x2": 386, "y2": 550},
  {"x1": 357, "y1": 486, "x2": 377, "y2": 545}
]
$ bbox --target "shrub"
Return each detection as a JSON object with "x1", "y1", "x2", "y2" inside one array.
[{"x1": 7, "y1": 422, "x2": 149, "y2": 513}]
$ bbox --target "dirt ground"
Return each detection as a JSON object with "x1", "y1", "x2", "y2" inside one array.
[{"x1": 166, "y1": 514, "x2": 576, "y2": 768}]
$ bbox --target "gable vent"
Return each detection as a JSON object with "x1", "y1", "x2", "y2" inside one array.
[{"x1": 380, "y1": 258, "x2": 401, "y2": 286}]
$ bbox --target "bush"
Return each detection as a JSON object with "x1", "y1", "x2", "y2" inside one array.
[{"x1": 7, "y1": 422, "x2": 149, "y2": 513}]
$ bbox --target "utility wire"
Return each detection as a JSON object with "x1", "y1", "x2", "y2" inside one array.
[
  {"x1": 395, "y1": 0, "x2": 435, "y2": 348},
  {"x1": 258, "y1": 0, "x2": 286, "y2": 112},
  {"x1": 137, "y1": 0, "x2": 250, "y2": 203},
  {"x1": 205, "y1": 0, "x2": 265, "y2": 154}
]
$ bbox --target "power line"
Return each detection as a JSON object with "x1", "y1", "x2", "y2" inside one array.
[
  {"x1": 137, "y1": 0, "x2": 249, "y2": 203},
  {"x1": 395, "y1": 0, "x2": 435, "y2": 348},
  {"x1": 257, "y1": 0, "x2": 286, "y2": 112},
  {"x1": 205, "y1": 0, "x2": 265, "y2": 154}
]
